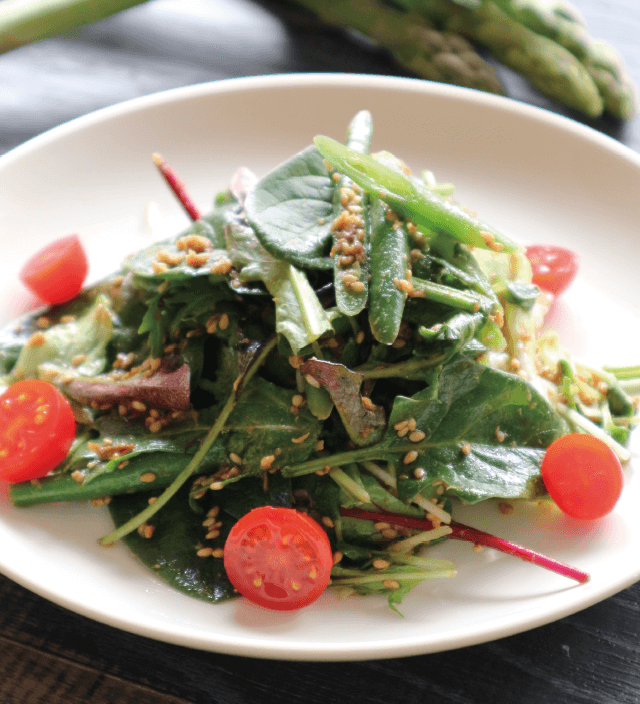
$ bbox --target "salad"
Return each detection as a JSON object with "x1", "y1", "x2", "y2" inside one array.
[{"x1": 0, "y1": 111, "x2": 637, "y2": 613}]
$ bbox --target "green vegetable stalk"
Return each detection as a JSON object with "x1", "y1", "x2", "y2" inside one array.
[
  {"x1": 392, "y1": 0, "x2": 637, "y2": 119},
  {"x1": 286, "y1": 0, "x2": 504, "y2": 95},
  {"x1": 0, "y1": 0, "x2": 149, "y2": 53}
]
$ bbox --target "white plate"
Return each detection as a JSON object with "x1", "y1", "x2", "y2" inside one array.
[{"x1": 0, "y1": 74, "x2": 638, "y2": 661}]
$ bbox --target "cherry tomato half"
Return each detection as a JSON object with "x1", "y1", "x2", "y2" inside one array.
[
  {"x1": 541, "y1": 433, "x2": 624, "y2": 520},
  {"x1": 525, "y1": 244, "x2": 579, "y2": 296},
  {"x1": 0, "y1": 380, "x2": 76, "y2": 483},
  {"x1": 224, "y1": 506, "x2": 333, "y2": 611},
  {"x1": 20, "y1": 234, "x2": 88, "y2": 305}
]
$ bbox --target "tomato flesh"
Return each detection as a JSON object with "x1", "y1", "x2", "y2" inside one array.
[
  {"x1": 0, "y1": 380, "x2": 76, "y2": 483},
  {"x1": 525, "y1": 244, "x2": 579, "y2": 296},
  {"x1": 20, "y1": 234, "x2": 88, "y2": 305},
  {"x1": 224, "y1": 506, "x2": 333, "y2": 610},
  {"x1": 541, "y1": 433, "x2": 623, "y2": 520}
]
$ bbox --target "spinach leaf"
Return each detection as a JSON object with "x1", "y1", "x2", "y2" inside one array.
[
  {"x1": 108, "y1": 484, "x2": 236, "y2": 604},
  {"x1": 198, "y1": 375, "x2": 323, "y2": 476},
  {"x1": 386, "y1": 358, "x2": 568, "y2": 504},
  {"x1": 123, "y1": 217, "x2": 230, "y2": 282},
  {"x1": 244, "y1": 145, "x2": 334, "y2": 270},
  {"x1": 7, "y1": 294, "x2": 115, "y2": 382},
  {"x1": 225, "y1": 208, "x2": 333, "y2": 354}
]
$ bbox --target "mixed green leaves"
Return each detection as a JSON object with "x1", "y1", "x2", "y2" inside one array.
[{"x1": 3, "y1": 111, "x2": 637, "y2": 611}]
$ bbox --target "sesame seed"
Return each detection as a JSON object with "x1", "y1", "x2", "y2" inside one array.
[
  {"x1": 332, "y1": 551, "x2": 343, "y2": 565},
  {"x1": 28, "y1": 332, "x2": 47, "y2": 348},
  {"x1": 206, "y1": 529, "x2": 220, "y2": 540},
  {"x1": 197, "y1": 547, "x2": 214, "y2": 557},
  {"x1": 229, "y1": 453, "x2": 242, "y2": 465},
  {"x1": 210, "y1": 257, "x2": 232, "y2": 275},
  {"x1": 383, "y1": 579, "x2": 400, "y2": 591},
  {"x1": 71, "y1": 470, "x2": 84, "y2": 483},
  {"x1": 212, "y1": 548, "x2": 224, "y2": 558},
  {"x1": 292, "y1": 432, "x2": 310, "y2": 444},
  {"x1": 291, "y1": 394, "x2": 305, "y2": 407},
  {"x1": 140, "y1": 472, "x2": 156, "y2": 483},
  {"x1": 321, "y1": 516, "x2": 335, "y2": 528},
  {"x1": 179, "y1": 234, "x2": 212, "y2": 253},
  {"x1": 394, "y1": 278, "x2": 413, "y2": 294},
  {"x1": 361, "y1": 396, "x2": 376, "y2": 411},
  {"x1": 393, "y1": 420, "x2": 409, "y2": 431},
  {"x1": 409, "y1": 430, "x2": 425, "y2": 443},
  {"x1": 219, "y1": 313, "x2": 230, "y2": 330},
  {"x1": 413, "y1": 467, "x2": 426, "y2": 479},
  {"x1": 260, "y1": 455, "x2": 276, "y2": 470},
  {"x1": 350, "y1": 281, "x2": 365, "y2": 292},
  {"x1": 403, "y1": 450, "x2": 419, "y2": 464},
  {"x1": 479, "y1": 231, "x2": 504, "y2": 252},
  {"x1": 156, "y1": 249, "x2": 185, "y2": 266},
  {"x1": 305, "y1": 374, "x2": 321, "y2": 388},
  {"x1": 186, "y1": 251, "x2": 210, "y2": 268},
  {"x1": 373, "y1": 559, "x2": 391, "y2": 570},
  {"x1": 461, "y1": 442, "x2": 472, "y2": 455}
]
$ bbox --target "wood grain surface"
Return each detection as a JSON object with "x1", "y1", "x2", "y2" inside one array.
[{"x1": 0, "y1": 1, "x2": 639, "y2": 702}]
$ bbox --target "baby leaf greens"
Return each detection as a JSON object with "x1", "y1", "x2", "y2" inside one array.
[
  {"x1": 3, "y1": 111, "x2": 638, "y2": 612},
  {"x1": 244, "y1": 145, "x2": 334, "y2": 271}
]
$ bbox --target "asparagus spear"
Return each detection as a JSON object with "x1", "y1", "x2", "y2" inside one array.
[
  {"x1": 489, "y1": 0, "x2": 638, "y2": 119},
  {"x1": 0, "y1": 0, "x2": 149, "y2": 53},
  {"x1": 396, "y1": 0, "x2": 604, "y2": 117},
  {"x1": 291, "y1": 0, "x2": 504, "y2": 94}
]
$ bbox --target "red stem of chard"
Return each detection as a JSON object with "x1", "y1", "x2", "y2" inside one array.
[
  {"x1": 152, "y1": 153, "x2": 201, "y2": 221},
  {"x1": 340, "y1": 507, "x2": 589, "y2": 584}
]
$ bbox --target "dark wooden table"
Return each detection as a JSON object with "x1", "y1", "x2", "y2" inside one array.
[{"x1": 1, "y1": 1, "x2": 639, "y2": 702}]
